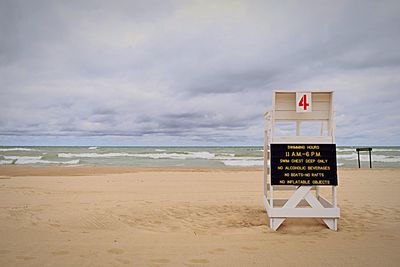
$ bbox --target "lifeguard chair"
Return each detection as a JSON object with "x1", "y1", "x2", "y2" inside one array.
[{"x1": 263, "y1": 90, "x2": 340, "y2": 231}]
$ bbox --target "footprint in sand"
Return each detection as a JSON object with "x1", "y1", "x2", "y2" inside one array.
[
  {"x1": 0, "y1": 250, "x2": 11, "y2": 255},
  {"x1": 151, "y1": 258, "x2": 170, "y2": 264},
  {"x1": 116, "y1": 258, "x2": 131, "y2": 264},
  {"x1": 208, "y1": 248, "x2": 225, "y2": 254},
  {"x1": 108, "y1": 248, "x2": 124, "y2": 255},
  {"x1": 380, "y1": 234, "x2": 395, "y2": 240},
  {"x1": 16, "y1": 255, "x2": 36, "y2": 261},
  {"x1": 241, "y1": 246, "x2": 259, "y2": 251},
  {"x1": 190, "y1": 259, "x2": 209, "y2": 264},
  {"x1": 169, "y1": 226, "x2": 181, "y2": 231},
  {"x1": 52, "y1": 250, "x2": 69, "y2": 256}
]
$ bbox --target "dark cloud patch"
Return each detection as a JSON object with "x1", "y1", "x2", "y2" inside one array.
[
  {"x1": 183, "y1": 68, "x2": 281, "y2": 95},
  {"x1": 92, "y1": 108, "x2": 117, "y2": 115}
]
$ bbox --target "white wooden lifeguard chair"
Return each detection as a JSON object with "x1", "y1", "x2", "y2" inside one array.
[{"x1": 263, "y1": 90, "x2": 340, "y2": 231}]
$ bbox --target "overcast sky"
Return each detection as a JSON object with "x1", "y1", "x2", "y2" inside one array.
[{"x1": 0, "y1": 0, "x2": 399, "y2": 146}]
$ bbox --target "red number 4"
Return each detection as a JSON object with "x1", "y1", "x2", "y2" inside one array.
[{"x1": 299, "y1": 95, "x2": 309, "y2": 110}]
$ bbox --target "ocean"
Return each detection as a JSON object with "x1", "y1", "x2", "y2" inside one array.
[{"x1": 0, "y1": 146, "x2": 399, "y2": 168}]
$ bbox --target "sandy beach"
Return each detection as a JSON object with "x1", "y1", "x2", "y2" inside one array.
[{"x1": 0, "y1": 166, "x2": 399, "y2": 266}]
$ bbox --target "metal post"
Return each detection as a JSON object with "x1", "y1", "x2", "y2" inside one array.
[
  {"x1": 369, "y1": 150, "x2": 372, "y2": 168},
  {"x1": 357, "y1": 151, "x2": 360, "y2": 168}
]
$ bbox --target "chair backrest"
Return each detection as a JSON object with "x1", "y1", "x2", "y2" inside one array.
[
  {"x1": 265, "y1": 90, "x2": 335, "y2": 144},
  {"x1": 273, "y1": 90, "x2": 333, "y2": 121}
]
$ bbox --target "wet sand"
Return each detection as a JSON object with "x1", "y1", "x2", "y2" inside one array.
[{"x1": 0, "y1": 166, "x2": 399, "y2": 266}]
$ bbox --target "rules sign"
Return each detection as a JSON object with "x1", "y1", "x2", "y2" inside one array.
[{"x1": 271, "y1": 144, "x2": 338, "y2": 186}]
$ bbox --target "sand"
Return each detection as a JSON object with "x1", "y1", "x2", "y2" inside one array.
[{"x1": 0, "y1": 166, "x2": 399, "y2": 266}]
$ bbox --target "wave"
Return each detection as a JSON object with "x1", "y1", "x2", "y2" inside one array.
[
  {"x1": 0, "y1": 147, "x2": 34, "y2": 152},
  {"x1": 336, "y1": 148, "x2": 355, "y2": 152},
  {"x1": 222, "y1": 159, "x2": 263, "y2": 166},
  {"x1": 337, "y1": 153, "x2": 400, "y2": 162},
  {"x1": 24, "y1": 159, "x2": 79, "y2": 165},
  {"x1": 337, "y1": 148, "x2": 400, "y2": 152},
  {"x1": 131, "y1": 152, "x2": 218, "y2": 159},
  {"x1": 132, "y1": 151, "x2": 221, "y2": 160},
  {"x1": 155, "y1": 149, "x2": 166, "y2": 152},
  {"x1": 59, "y1": 152, "x2": 132, "y2": 158},
  {"x1": 3, "y1": 156, "x2": 79, "y2": 165},
  {"x1": 58, "y1": 151, "x2": 243, "y2": 161},
  {"x1": 4, "y1": 156, "x2": 42, "y2": 164},
  {"x1": 58, "y1": 151, "x2": 219, "y2": 160},
  {"x1": 0, "y1": 160, "x2": 14, "y2": 164},
  {"x1": 57, "y1": 152, "x2": 268, "y2": 168},
  {"x1": 336, "y1": 153, "x2": 358, "y2": 160},
  {"x1": 88, "y1": 146, "x2": 98, "y2": 150},
  {"x1": 371, "y1": 155, "x2": 400, "y2": 163},
  {"x1": 371, "y1": 148, "x2": 400, "y2": 152},
  {"x1": 139, "y1": 151, "x2": 216, "y2": 159}
]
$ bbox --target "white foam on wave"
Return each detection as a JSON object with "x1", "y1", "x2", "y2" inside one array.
[
  {"x1": 0, "y1": 160, "x2": 14, "y2": 164},
  {"x1": 336, "y1": 148, "x2": 355, "y2": 152},
  {"x1": 337, "y1": 153, "x2": 400, "y2": 163},
  {"x1": 220, "y1": 156, "x2": 263, "y2": 167},
  {"x1": 131, "y1": 151, "x2": 217, "y2": 160},
  {"x1": 336, "y1": 153, "x2": 358, "y2": 160},
  {"x1": 222, "y1": 159, "x2": 264, "y2": 166},
  {"x1": 57, "y1": 152, "x2": 268, "y2": 167},
  {"x1": 372, "y1": 148, "x2": 400, "y2": 152},
  {"x1": 371, "y1": 155, "x2": 400, "y2": 163},
  {"x1": 58, "y1": 151, "x2": 219, "y2": 160},
  {"x1": 337, "y1": 148, "x2": 400, "y2": 153},
  {"x1": 4, "y1": 156, "x2": 42, "y2": 164},
  {"x1": 18, "y1": 159, "x2": 80, "y2": 165},
  {"x1": 3, "y1": 155, "x2": 79, "y2": 165},
  {"x1": 88, "y1": 146, "x2": 98, "y2": 150},
  {"x1": 219, "y1": 153, "x2": 236, "y2": 157},
  {"x1": 0, "y1": 147, "x2": 34, "y2": 152},
  {"x1": 155, "y1": 149, "x2": 166, "y2": 152},
  {"x1": 59, "y1": 152, "x2": 132, "y2": 158}
]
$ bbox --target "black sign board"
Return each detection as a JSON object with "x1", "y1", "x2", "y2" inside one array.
[{"x1": 271, "y1": 144, "x2": 338, "y2": 186}]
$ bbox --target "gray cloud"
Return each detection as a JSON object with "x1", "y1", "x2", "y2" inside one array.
[{"x1": 1, "y1": 0, "x2": 400, "y2": 146}]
